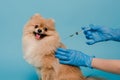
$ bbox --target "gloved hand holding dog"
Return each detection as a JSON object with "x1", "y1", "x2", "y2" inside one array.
[{"x1": 55, "y1": 48, "x2": 93, "y2": 68}]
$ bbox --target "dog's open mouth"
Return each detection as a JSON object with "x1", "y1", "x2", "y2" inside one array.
[{"x1": 33, "y1": 31, "x2": 47, "y2": 40}]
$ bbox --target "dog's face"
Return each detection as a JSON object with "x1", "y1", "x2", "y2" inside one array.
[{"x1": 24, "y1": 14, "x2": 58, "y2": 40}]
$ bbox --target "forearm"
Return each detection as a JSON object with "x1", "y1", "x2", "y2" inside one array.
[{"x1": 92, "y1": 58, "x2": 120, "y2": 74}]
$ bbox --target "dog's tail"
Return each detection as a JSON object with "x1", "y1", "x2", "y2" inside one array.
[{"x1": 86, "y1": 76, "x2": 106, "y2": 80}]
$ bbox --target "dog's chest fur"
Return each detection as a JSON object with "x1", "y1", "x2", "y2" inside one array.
[{"x1": 23, "y1": 36, "x2": 60, "y2": 68}]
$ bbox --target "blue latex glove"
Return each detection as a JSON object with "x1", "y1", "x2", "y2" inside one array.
[
  {"x1": 82, "y1": 24, "x2": 120, "y2": 45},
  {"x1": 55, "y1": 48, "x2": 93, "y2": 68}
]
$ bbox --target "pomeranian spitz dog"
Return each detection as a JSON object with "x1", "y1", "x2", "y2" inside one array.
[
  {"x1": 22, "y1": 13, "x2": 85, "y2": 80},
  {"x1": 22, "y1": 14, "x2": 104, "y2": 80}
]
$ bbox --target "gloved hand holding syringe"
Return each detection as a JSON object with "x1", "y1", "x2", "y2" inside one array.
[{"x1": 65, "y1": 24, "x2": 120, "y2": 45}]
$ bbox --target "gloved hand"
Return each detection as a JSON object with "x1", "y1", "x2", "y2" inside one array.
[
  {"x1": 82, "y1": 24, "x2": 120, "y2": 45},
  {"x1": 55, "y1": 48, "x2": 93, "y2": 68}
]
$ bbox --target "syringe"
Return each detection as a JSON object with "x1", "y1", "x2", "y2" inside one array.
[{"x1": 64, "y1": 27, "x2": 90, "y2": 39}]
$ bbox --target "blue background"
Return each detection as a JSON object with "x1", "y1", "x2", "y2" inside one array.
[{"x1": 0, "y1": 0, "x2": 120, "y2": 80}]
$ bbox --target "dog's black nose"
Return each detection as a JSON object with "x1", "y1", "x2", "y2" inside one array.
[{"x1": 38, "y1": 29, "x2": 42, "y2": 33}]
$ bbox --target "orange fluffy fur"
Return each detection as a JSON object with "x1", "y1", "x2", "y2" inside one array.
[{"x1": 22, "y1": 14, "x2": 86, "y2": 80}]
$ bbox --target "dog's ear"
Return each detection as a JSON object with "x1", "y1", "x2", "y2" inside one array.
[
  {"x1": 30, "y1": 13, "x2": 42, "y2": 20},
  {"x1": 29, "y1": 13, "x2": 44, "y2": 25},
  {"x1": 46, "y1": 19, "x2": 55, "y2": 28}
]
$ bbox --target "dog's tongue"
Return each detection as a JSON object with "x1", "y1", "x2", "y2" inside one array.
[{"x1": 35, "y1": 34, "x2": 40, "y2": 39}]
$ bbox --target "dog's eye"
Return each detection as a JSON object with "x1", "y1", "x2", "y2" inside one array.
[
  {"x1": 44, "y1": 27, "x2": 48, "y2": 31},
  {"x1": 35, "y1": 25, "x2": 38, "y2": 28}
]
